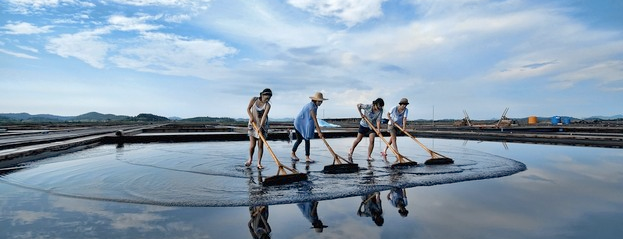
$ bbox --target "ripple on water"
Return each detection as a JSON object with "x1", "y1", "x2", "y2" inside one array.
[{"x1": 0, "y1": 140, "x2": 526, "y2": 207}]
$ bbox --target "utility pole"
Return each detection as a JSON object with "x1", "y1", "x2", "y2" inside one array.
[{"x1": 432, "y1": 105, "x2": 435, "y2": 127}]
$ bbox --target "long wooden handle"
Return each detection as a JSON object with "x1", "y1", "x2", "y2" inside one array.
[
  {"x1": 319, "y1": 134, "x2": 349, "y2": 164},
  {"x1": 360, "y1": 113, "x2": 401, "y2": 158},
  {"x1": 251, "y1": 122, "x2": 281, "y2": 167},
  {"x1": 393, "y1": 124, "x2": 449, "y2": 159}
]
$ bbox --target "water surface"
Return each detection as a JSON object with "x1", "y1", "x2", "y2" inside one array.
[{"x1": 1, "y1": 137, "x2": 621, "y2": 238}]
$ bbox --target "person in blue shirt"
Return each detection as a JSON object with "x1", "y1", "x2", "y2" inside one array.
[
  {"x1": 297, "y1": 201, "x2": 328, "y2": 233},
  {"x1": 348, "y1": 98, "x2": 384, "y2": 161},
  {"x1": 291, "y1": 92, "x2": 327, "y2": 163}
]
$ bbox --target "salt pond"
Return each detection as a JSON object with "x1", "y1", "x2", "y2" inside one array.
[{"x1": 1, "y1": 137, "x2": 622, "y2": 239}]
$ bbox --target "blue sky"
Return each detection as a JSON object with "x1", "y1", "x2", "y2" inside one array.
[{"x1": 1, "y1": 0, "x2": 622, "y2": 120}]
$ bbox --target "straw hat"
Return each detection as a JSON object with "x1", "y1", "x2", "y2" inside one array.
[
  {"x1": 311, "y1": 220, "x2": 328, "y2": 233},
  {"x1": 309, "y1": 92, "x2": 328, "y2": 101}
]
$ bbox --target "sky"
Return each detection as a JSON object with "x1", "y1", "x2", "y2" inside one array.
[{"x1": 1, "y1": 0, "x2": 622, "y2": 120}]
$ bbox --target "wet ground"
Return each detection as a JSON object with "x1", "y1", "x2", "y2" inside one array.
[{"x1": 1, "y1": 137, "x2": 622, "y2": 238}]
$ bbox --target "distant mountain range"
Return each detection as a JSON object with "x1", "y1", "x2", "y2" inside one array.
[
  {"x1": 0, "y1": 112, "x2": 621, "y2": 123},
  {"x1": 0, "y1": 112, "x2": 238, "y2": 123}
]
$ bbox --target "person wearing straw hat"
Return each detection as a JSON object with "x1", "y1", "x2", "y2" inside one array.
[
  {"x1": 245, "y1": 88, "x2": 272, "y2": 169},
  {"x1": 291, "y1": 92, "x2": 328, "y2": 163},
  {"x1": 348, "y1": 98, "x2": 384, "y2": 161},
  {"x1": 382, "y1": 98, "x2": 409, "y2": 161},
  {"x1": 297, "y1": 201, "x2": 328, "y2": 233}
]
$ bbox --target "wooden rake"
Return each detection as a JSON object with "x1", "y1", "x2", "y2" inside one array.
[
  {"x1": 393, "y1": 123, "x2": 454, "y2": 165},
  {"x1": 251, "y1": 122, "x2": 307, "y2": 186}
]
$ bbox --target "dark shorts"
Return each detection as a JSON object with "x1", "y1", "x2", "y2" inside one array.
[
  {"x1": 388, "y1": 125, "x2": 404, "y2": 136},
  {"x1": 358, "y1": 125, "x2": 374, "y2": 135}
]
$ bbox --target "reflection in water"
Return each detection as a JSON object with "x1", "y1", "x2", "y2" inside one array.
[
  {"x1": 358, "y1": 192, "x2": 384, "y2": 226},
  {"x1": 248, "y1": 205, "x2": 271, "y2": 239},
  {"x1": 297, "y1": 201, "x2": 327, "y2": 233},
  {"x1": 387, "y1": 187, "x2": 409, "y2": 217},
  {"x1": 1, "y1": 139, "x2": 622, "y2": 238}
]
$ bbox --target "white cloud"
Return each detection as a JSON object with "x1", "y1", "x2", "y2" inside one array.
[
  {"x1": 1, "y1": 21, "x2": 53, "y2": 34},
  {"x1": 0, "y1": 48, "x2": 39, "y2": 59},
  {"x1": 109, "y1": 32, "x2": 238, "y2": 77},
  {"x1": 288, "y1": 0, "x2": 387, "y2": 27},
  {"x1": 108, "y1": 14, "x2": 163, "y2": 32},
  {"x1": 109, "y1": 0, "x2": 210, "y2": 7},
  {"x1": 552, "y1": 60, "x2": 623, "y2": 90},
  {"x1": 17, "y1": 45, "x2": 40, "y2": 53},
  {"x1": 5, "y1": 0, "x2": 91, "y2": 14},
  {"x1": 12, "y1": 210, "x2": 56, "y2": 224},
  {"x1": 46, "y1": 30, "x2": 112, "y2": 69}
]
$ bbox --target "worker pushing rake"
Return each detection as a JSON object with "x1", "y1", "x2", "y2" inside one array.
[
  {"x1": 360, "y1": 112, "x2": 418, "y2": 168},
  {"x1": 251, "y1": 122, "x2": 308, "y2": 186},
  {"x1": 382, "y1": 98, "x2": 453, "y2": 165},
  {"x1": 392, "y1": 123, "x2": 454, "y2": 165}
]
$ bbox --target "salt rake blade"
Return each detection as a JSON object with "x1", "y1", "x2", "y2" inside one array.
[
  {"x1": 390, "y1": 161, "x2": 418, "y2": 169},
  {"x1": 424, "y1": 157, "x2": 454, "y2": 165},
  {"x1": 262, "y1": 173, "x2": 308, "y2": 186},
  {"x1": 323, "y1": 163, "x2": 360, "y2": 174}
]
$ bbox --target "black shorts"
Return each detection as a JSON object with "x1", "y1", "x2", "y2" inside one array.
[{"x1": 358, "y1": 125, "x2": 374, "y2": 135}]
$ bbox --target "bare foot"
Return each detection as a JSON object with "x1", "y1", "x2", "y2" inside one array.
[{"x1": 291, "y1": 153, "x2": 300, "y2": 161}]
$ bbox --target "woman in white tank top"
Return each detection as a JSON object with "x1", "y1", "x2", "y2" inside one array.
[{"x1": 245, "y1": 88, "x2": 272, "y2": 169}]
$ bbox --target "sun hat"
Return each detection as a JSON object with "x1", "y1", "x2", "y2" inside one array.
[
  {"x1": 309, "y1": 92, "x2": 328, "y2": 101},
  {"x1": 311, "y1": 220, "x2": 328, "y2": 233},
  {"x1": 399, "y1": 98, "x2": 409, "y2": 105}
]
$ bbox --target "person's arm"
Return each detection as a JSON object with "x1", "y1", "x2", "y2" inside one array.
[
  {"x1": 387, "y1": 111, "x2": 394, "y2": 125},
  {"x1": 259, "y1": 103, "x2": 271, "y2": 129},
  {"x1": 247, "y1": 97, "x2": 256, "y2": 122},
  {"x1": 376, "y1": 111, "x2": 382, "y2": 130},
  {"x1": 357, "y1": 201, "x2": 365, "y2": 215},
  {"x1": 311, "y1": 108, "x2": 323, "y2": 138},
  {"x1": 403, "y1": 108, "x2": 408, "y2": 129}
]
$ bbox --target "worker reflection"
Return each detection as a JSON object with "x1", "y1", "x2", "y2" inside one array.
[
  {"x1": 297, "y1": 201, "x2": 328, "y2": 233},
  {"x1": 387, "y1": 187, "x2": 409, "y2": 217},
  {"x1": 248, "y1": 205, "x2": 271, "y2": 239},
  {"x1": 357, "y1": 192, "x2": 384, "y2": 226}
]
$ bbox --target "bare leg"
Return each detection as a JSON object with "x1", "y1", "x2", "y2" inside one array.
[
  {"x1": 257, "y1": 138, "x2": 264, "y2": 169},
  {"x1": 349, "y1": 133, "x2": 364, "y2": 159},
  {"x1": 367, "y1": 133, "x2": 376, "y2": 160},
  {"x1": 247, "y1": 136, "x2": 256, "y2": 166},
  {"x1": 391, "y1": 133, "x2": 402, "y2": 162}
]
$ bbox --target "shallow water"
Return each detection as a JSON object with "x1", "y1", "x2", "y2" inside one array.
[{"x1": 1, "y1": 137, "x2": 622, "y2": 238}]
